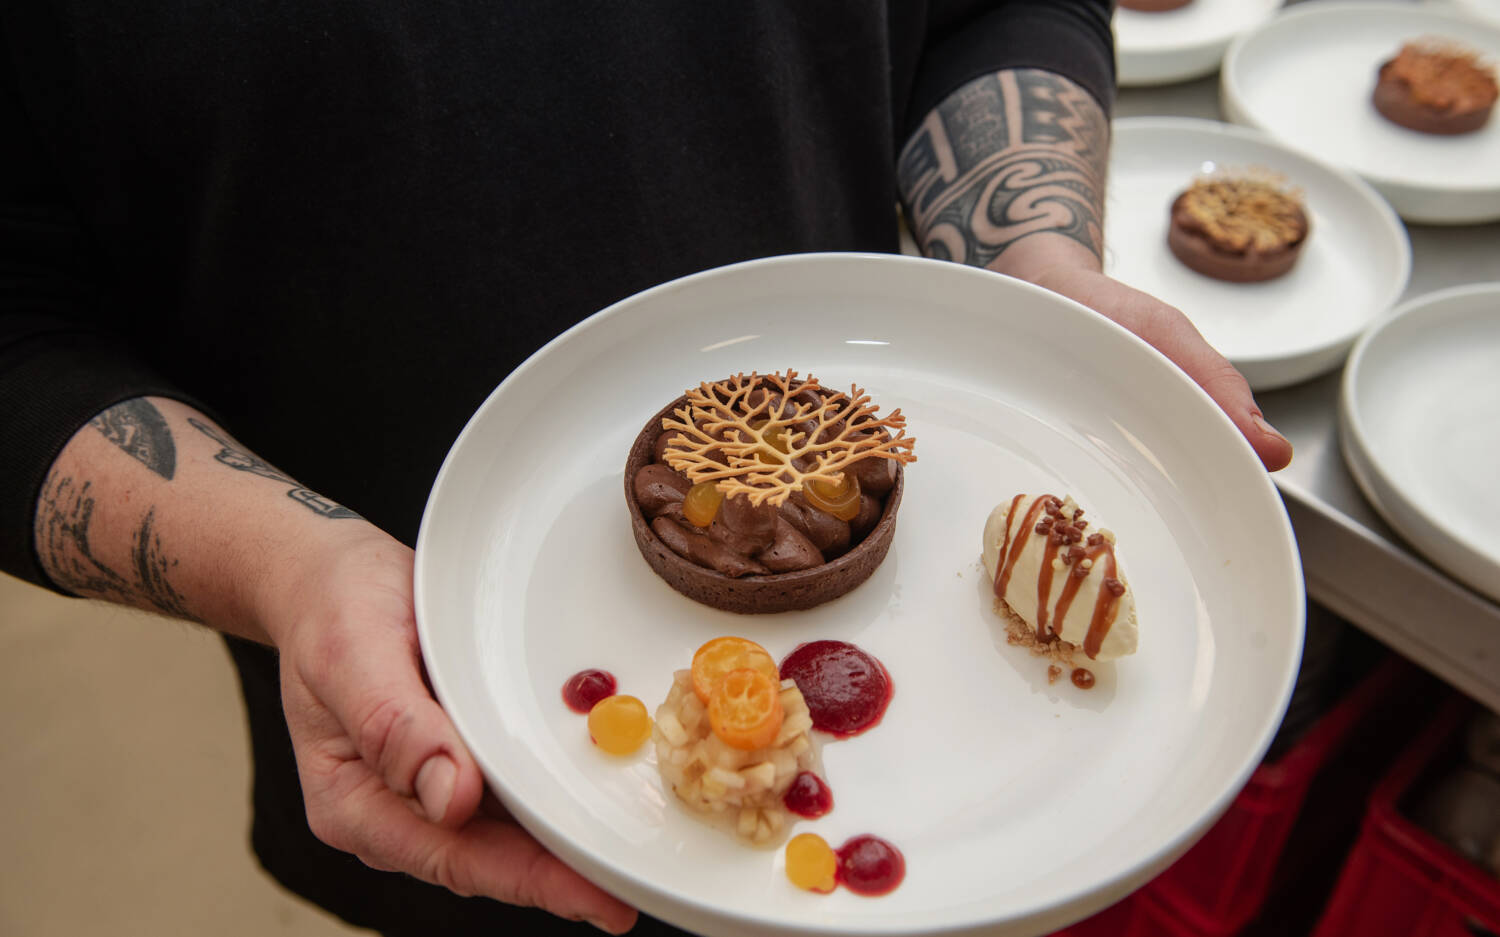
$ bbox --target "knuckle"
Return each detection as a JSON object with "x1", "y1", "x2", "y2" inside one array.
[
  {"x1": 304, "y1": 803, "x2": 350, "y2": 854},
  {"x1": 422, "y1": 843, "x2": 476, "y2": 897},
  {"x1": 356, "y1": 697, "x2": 416, "y2": 784}
]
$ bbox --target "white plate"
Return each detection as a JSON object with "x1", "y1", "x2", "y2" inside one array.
[
  {"x1": 1222, "y1": 1, "x2": 1500, "y2": 224},
  {"x1": 1340, "y1": 282, "x2": 1500, "y2": 604},
  {"x1": 1441, "y1": 0, "x2": 1500, "y2": 28},
  {"x1": 1114, "y1": 0, "x2": 1283, "y2": 87},
  {"x1": 414, "y1": 254, "x2": 1304, "y2": 937},
  {"x1": 1104, "y1": 118, "x2": 1411, "y2": 392}
]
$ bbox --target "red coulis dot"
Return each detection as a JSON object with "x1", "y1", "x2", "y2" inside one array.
[
  {"x1": 783, "y1": 771, "x2": 834, "y2": 819},
  {"x1": 836, "y1": 834, "x2": 905, "y2": 896},
  {"x1": 562, "y1": 669, "x2": 617, "y2": 714},
  {"x1": 779, "y1": 640, "x2": 893, "y2": 737}
]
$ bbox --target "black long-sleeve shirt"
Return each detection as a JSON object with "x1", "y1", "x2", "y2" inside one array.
[{"x1": 0, "y1": 3, "x2": 1112, "y2": 933}]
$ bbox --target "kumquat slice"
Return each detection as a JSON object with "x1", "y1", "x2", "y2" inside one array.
[
  {"x1": 707, "y1": 667, "x2": 784, "y2": 751},
  {"x1": 690, "y1": 636, "x2": 779, "y2": 704}
]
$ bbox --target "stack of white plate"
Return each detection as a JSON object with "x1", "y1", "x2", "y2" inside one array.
[
  {"x1": 1222, "y1": 1, "x2": 1500, "y2": 224},
  {"x1": 1339, "y1": 283, "x2": 1500, "y2": 605},
  {"x1": 1115, "y1": 0, "x2": 1285, "y2": 87}
]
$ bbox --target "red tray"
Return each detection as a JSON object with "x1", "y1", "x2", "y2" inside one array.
[{"x1": 1312, "y1": 697, "x2": 1500, "y2": 937}]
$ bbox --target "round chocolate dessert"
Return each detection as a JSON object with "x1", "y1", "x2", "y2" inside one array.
[
  {"x1": 1167, "y1": 176, "x2": 1309, "y2": 284},
  {"x1": 1118, "y1": 0, "x2": 1193, "y2": 11},
  {"x1": 1373, "y1": 41, "x2": 1498, "y2": 136},
  {"x1": 625, "y1": 371, "x2": 915, "y2": 614}
]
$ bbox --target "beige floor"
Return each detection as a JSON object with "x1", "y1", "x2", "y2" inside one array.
[{"x1": 0, "y1": 573, "x2": 371, "y2": 937}]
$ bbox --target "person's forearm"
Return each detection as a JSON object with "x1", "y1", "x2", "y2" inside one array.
[
  {"x1": 33, "y1": 396, "x2": 375, "y2": 644},
  {"x1": 897, "y1": 67, "x2": 1109, "y2": 282}
]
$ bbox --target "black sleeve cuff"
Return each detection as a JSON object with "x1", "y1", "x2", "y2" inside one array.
[
  {"x1": 0, "y1": 321, "x2": 206, "y2": 592},
  {"x1": 906, "y1": 0, "x2": 1116, "y2": 140}
]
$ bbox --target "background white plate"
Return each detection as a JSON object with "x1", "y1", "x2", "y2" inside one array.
[
  {"x1": 414, "y1": 254, "x2": 1304, "y2": 937},
  {"x1": 1222, "y1": 1, "x2": 1500, "y2": 224},
  {"x1": 1340, "y1": 282, "x2": 1500, "y2": 604},
  {"x1": 1114, "y1": 0, "x2": 1283, "y2": 87},
  {"x1": 1105, "y1": 118, "x2": 1410, "y2": 391},
  {"x1": 1441, "y1": 0, "x2": 1500, "y2": 28}
]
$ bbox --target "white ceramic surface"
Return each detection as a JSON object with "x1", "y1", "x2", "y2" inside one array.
[
  {"x1": 414, "y1": 254, "x2": 1305, "y2": 937},
  {"x1": 1340, "y1": 282, "x2": 1500, "y2": 605},
  {"x1": 1443, "y1": 0, "x2": 1500, "y2": 28},
  {"x1": 1114, "y1": 0, "x2": 1283, "y2": 87},
  {"x1": 1222, "y1": 1, "x2": 1500, "y2": 224},
  {"x1": 1105, "y1": 118, "x2": 1411, "y2": 391}
]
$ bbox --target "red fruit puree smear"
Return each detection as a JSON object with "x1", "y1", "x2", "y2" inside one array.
[
  {"x1": 783, "y1": 771, "x2": 833, "y2": 819},
  {"x1": 837, "y1": 835, "x2": 906, "y2": 896},
  {"x1": 779, "y1": 640, "x2": 892, "y2": 737},
  {"x1": 561, "y1": 669, "x2": 616, "y2": 714}
]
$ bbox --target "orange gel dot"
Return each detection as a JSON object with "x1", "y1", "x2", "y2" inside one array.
[
  {"x1": 785, "y1": 833, "x2": 837, "y2": 893},
  {"x1": 587, "y1": 695, "x2": 651, "y2": 755}
]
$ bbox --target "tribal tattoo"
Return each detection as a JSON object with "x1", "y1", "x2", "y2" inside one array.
[
  {"x1": 35, "y1": 471, "x2": 194, "y2": 620},
  {"x1": 898, "y1": 68, "x2": 1109, "y2": 269},
  {"x1": 188, "y1": 418, "x2": 360, "y2": 519},
  {"x1": 91, "y1": 398, "x2": 176, "y2": 480}
]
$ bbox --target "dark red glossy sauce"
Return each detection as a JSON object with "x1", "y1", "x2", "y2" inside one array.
[
  {"x1": 783, "y1": 771, "x2": 834, "y2": 819},
  {"x1": 779, "y1": 640, "x2": 892, "y2": 737},
  {"x1": 836, "y1": 835, "x2": 905, "y2": 896},
  {"x1": 561, "y1": 669, "x2": 617, "y2": 714},
  {"x1": 1071, "y1": 667, "x2": 1096, "y2": 690}
]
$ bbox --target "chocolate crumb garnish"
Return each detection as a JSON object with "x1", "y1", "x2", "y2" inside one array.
[{"x1": 1176, "y1": 177, "x2": 1306, "y2": 254}]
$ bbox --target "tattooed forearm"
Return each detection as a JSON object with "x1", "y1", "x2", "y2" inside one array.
[
  {"x1": 898, "y1": 68, "x2": 1109, "y2": 270},
  {"x1": 188, "y1": 418, "x2": 360, "y2": 519},
  {"x1": 35, "y1": 470, "x2": 194, "y2": 620},
  {"x1": 91, "y1": 398, "x2": 177, "y2": 480}
]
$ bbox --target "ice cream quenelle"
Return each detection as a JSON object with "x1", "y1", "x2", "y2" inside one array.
[{"x1": 981, "y1": 494, "x2": 1138, "y2": 662}]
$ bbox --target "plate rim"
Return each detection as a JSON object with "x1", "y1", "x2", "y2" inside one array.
[
  {"x1": 1220, "y1": 0, "x2": 1500, "y2": 198},
  {"x1": 1114, "y1": 0, "x2": 1286, "y2": 86},
  {"x1": 1107, "y1": 115, "x2": 1412, "y2": 380},
  {"x1": 413, "y1": 251, "x2": 1307, "y2": 936},
  {"x1": 1339, "y1": 280, "x2": 1500, "y2": 604}
]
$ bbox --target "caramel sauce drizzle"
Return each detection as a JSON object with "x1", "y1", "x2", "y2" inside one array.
[
  {"x1": 994, "y1": 494, "x2": 1046, "y2": 601},
  {"x1": 993, "y1": 493, "x2": 1124, "y2": 660}
]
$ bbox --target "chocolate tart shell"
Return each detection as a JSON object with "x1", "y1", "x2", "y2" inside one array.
[
  {"x1": 1372, "y1": 67, "x2": 1496, "y2": 136},
  {"x1": 624, "y1": 396, "x2": 903, "y2": 614},
  {"x1": 1167, "y1": 192, "x2": 1307, "y2": 284}
]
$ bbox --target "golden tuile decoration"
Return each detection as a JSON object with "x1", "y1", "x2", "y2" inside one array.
[{"x1": 659, "y1": 370, "x2": 916, "y2": 507}]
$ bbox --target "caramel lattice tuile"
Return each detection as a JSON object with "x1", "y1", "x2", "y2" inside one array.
[{"x1": 660, "y1": 370, "x2": 917, "y2": 506}]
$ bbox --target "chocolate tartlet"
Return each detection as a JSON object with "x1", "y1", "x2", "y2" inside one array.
[
  {"x1": 1118, "y1": 0, "x2": 1194, "y2": 11},
  {"x1": 625, "y1": 371, "x2": 915, "y2": 614},
  {"x1": 1167, "y1": 176, "x2": 1309, "y2": 284},
  {"x1": 1373, "y1": 40, "x2": 1499, "y2": 136}
]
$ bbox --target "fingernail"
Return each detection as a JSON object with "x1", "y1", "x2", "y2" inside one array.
[
  {"x1": 583, "y1": 917, "x2": 618, "y2": 934},
  {"x1": 1252, "y1": 413, "x2": 1289, "y2": 444},
  {"x1": 415, "y1": 755, "x2": 457, "y2": 823}
]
